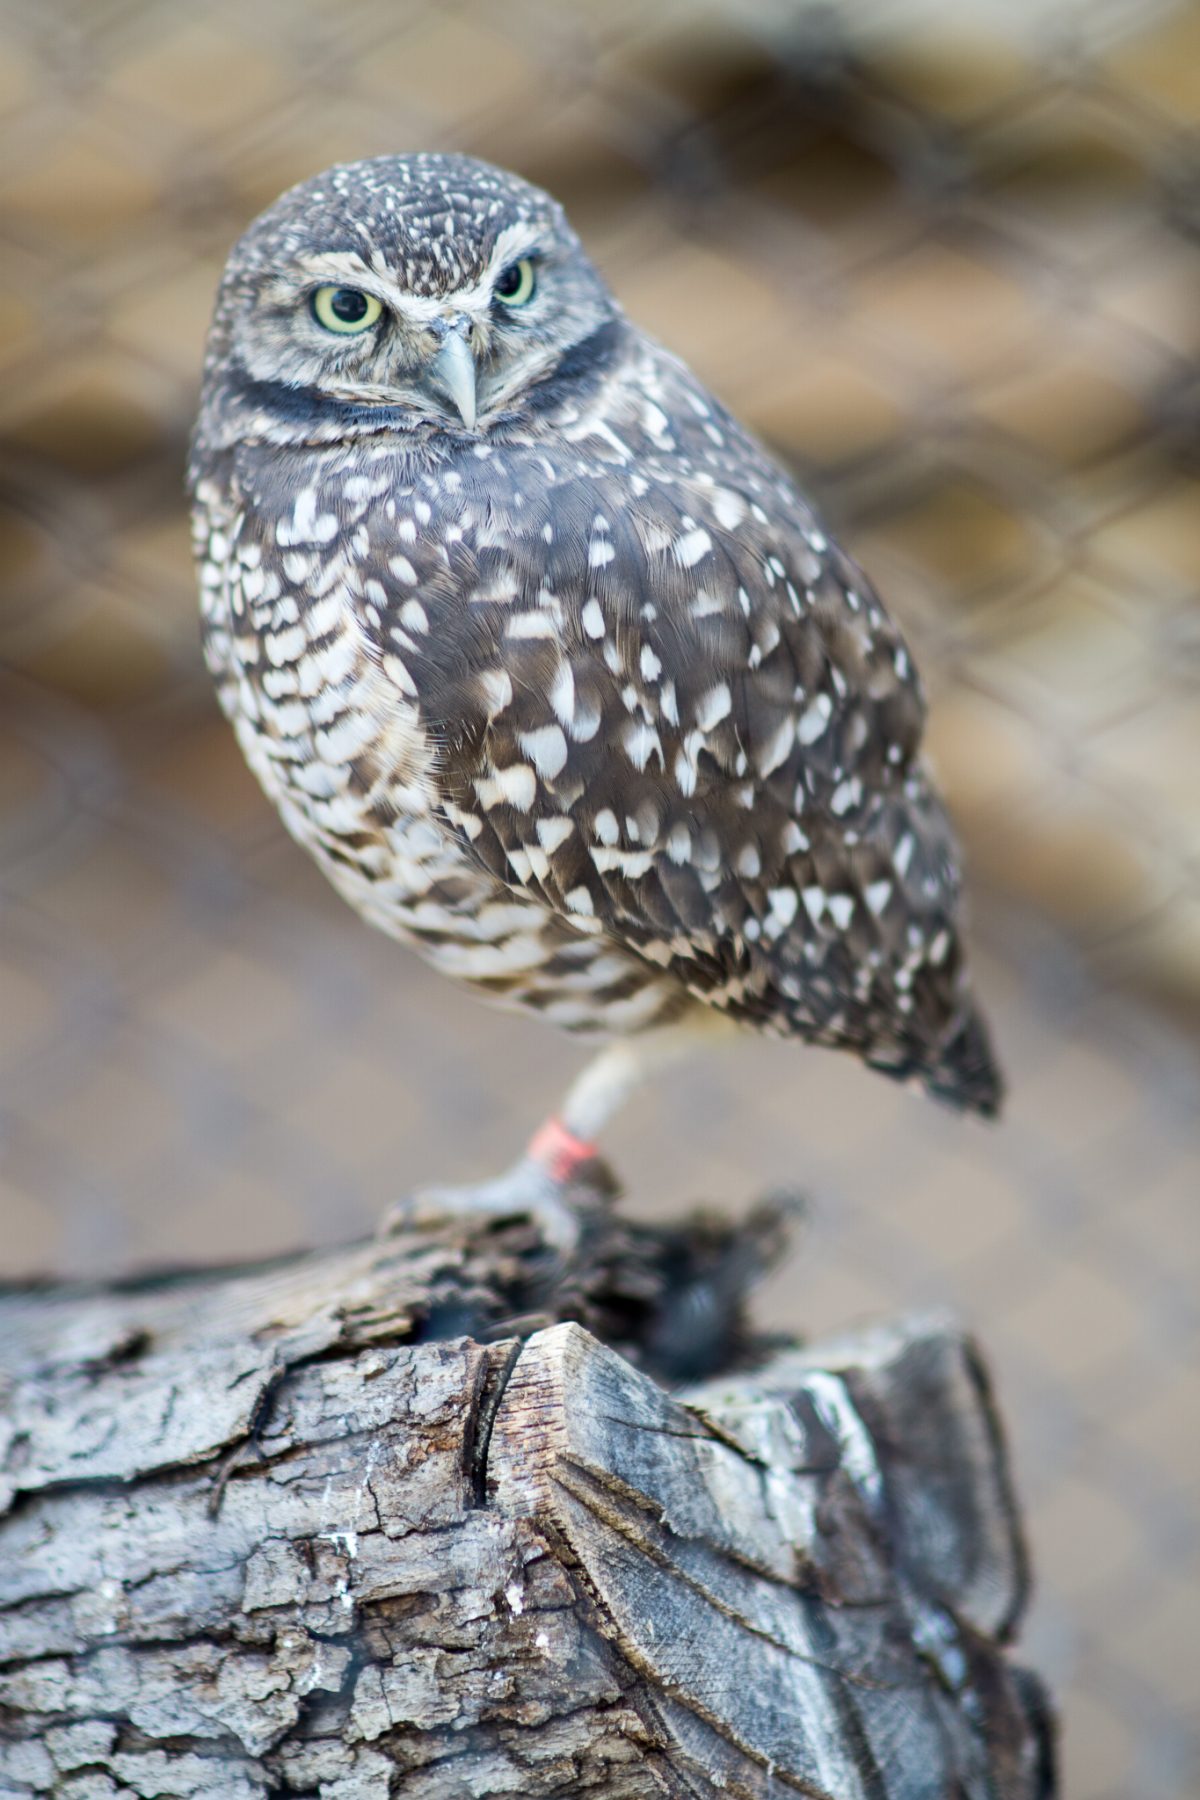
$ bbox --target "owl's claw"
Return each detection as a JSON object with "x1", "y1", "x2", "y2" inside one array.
[
  {"x1": 379, "y1": 1155, "x2": 592, "y2": 1258},
  {"x1": 379, "y1": 1115, "x2": 609, "y2": 1258}
]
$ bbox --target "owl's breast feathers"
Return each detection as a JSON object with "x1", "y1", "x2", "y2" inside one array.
[{"x1": 202, "y1": 333, "x2": 1000, "y2": 1113}]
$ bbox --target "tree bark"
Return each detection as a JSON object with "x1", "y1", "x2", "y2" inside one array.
[{"x1": 0, "y1": 1185, "x2": 1055, "y2": 1798}]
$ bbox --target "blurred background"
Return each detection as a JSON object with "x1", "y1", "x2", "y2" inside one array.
[{"x1": 0, "y1": 0, "x2": 1196, "y2": 1793}]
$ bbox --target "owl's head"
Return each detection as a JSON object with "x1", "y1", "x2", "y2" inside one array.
[{"x1": 195, "y1": 154, "x2": 619, "y2": 452}]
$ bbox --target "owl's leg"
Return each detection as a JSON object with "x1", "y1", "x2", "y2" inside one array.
[
  {"x1": 382, "y1": 1012, "x2": 732, "y2": 1253},
  {"x1": 545, "y1": 1016, "x2": 725, "y2": 1163}
]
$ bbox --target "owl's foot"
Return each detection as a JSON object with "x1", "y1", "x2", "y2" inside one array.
[{"x1": 379, "y1": 1118, "x2": 604, "y2": 1257}]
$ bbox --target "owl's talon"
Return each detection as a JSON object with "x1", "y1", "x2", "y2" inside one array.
[{"x1": 379, "y1": 1156, "x2": 585, "y2": 1258}]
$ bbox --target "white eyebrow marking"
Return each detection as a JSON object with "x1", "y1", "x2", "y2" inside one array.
[{"x1": 295, "y1": 250, "x2": 375, "y2": 283}]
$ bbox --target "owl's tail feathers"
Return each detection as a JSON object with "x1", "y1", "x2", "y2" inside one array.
[
  {"x1": 924, "y1": 1003, "x2": 1005, "y2": 1120},
  {"x1": 868, "y1": 1001, "x2": 1004, "y2": 1119}
]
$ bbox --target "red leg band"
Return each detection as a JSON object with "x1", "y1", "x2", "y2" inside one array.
[{"x1": 526, "y1": 1117, "x2": 598, "y2": 1183}]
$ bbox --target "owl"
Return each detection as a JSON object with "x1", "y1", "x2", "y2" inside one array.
[{"x1": 190, "y1": 153, "x2": 1001, "y2": 1237}]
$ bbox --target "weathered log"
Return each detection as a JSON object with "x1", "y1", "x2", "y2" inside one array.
[{"x1": 0, "y1": 1183, "x2": 1055, "y2": 1798}]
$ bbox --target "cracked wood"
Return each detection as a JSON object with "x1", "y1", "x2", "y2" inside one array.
[{"x1": 0, "y1": 1207, "x2": 1055, "y2": 1798}]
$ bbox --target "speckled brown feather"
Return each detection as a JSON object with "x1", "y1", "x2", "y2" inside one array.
[{"x1": 190, "y1": 153, "x2": 1001, "y2": 1114}]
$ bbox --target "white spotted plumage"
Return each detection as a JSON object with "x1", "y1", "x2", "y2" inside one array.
[{"x1": 190, "y1": 153, "x2": 1001, "y2": 1115}]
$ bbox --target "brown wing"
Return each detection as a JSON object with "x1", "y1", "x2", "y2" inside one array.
[{"x1": 360, "y1": 341, "x2": 999, "y2": 1111}]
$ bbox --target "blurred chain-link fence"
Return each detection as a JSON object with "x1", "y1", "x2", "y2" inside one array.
[{"x1": 1, "y1": 2, "x2": 1197, "y2": 1796}]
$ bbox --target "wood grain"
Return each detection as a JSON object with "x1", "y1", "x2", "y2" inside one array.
[{"x1": 0, "y1": 1199, "x2": 1055, "y2": 1797}]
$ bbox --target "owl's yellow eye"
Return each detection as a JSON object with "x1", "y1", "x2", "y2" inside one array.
[
  {"x1": 311, "y1": 286, "x2": 383, "y2": 334},
  {"x1": 493, "y1": 258, "x2": 537, "y2": 307}
]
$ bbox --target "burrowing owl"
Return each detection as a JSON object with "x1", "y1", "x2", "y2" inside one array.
[{"x1": 190, "y1": 153, "x2": 1000, "y2": 1232}]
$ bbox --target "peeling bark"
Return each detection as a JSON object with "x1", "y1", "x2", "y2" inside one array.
[{"x1": 0, "y1": 1188, "x2": 1055, "y2": 1797}]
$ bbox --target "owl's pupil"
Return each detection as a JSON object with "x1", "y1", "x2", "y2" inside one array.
[
  {"x1": 495, "y1": 263, "x2": 522, "y2": 297},
  {"x1": 329, "y1": 288, "x2": 368, "y2": 323}
]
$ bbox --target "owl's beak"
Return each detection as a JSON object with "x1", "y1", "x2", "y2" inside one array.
[{"x1": 428, "y1": 327, "x2": 477, "y2": 431}]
